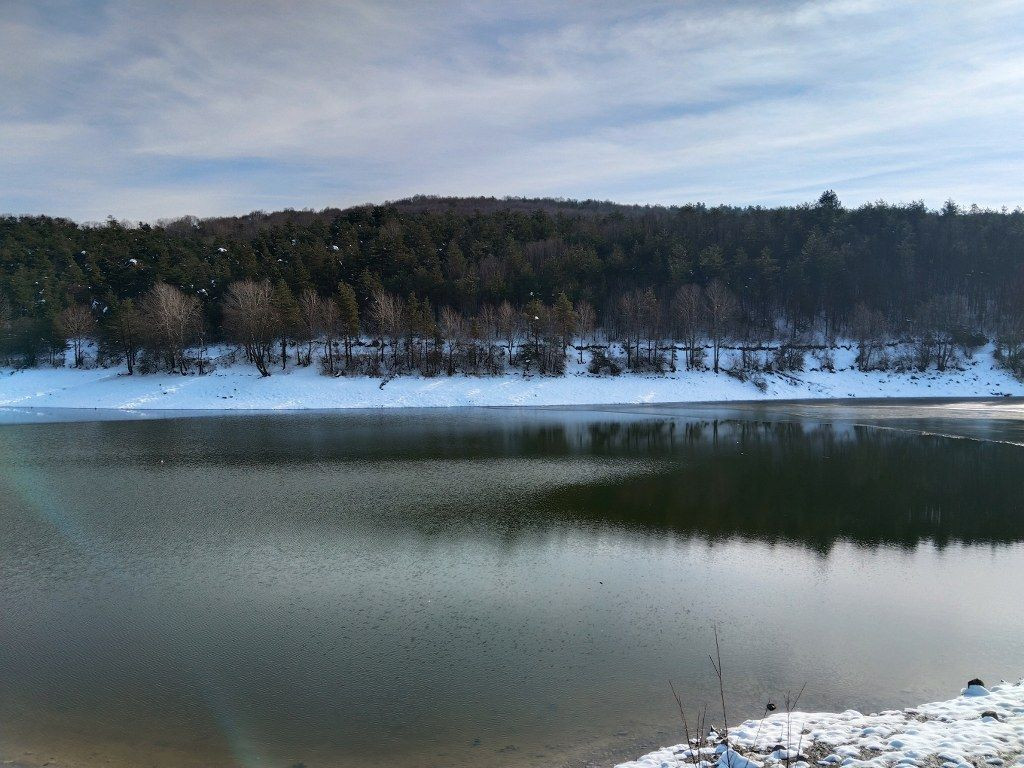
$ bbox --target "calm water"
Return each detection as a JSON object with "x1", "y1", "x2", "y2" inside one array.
[{"x1": 2, "y1": 402, "x2": 1024, "y2": 768}]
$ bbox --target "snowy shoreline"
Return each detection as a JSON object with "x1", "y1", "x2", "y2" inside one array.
[
  {"x1": 617, "y1": 680, "x2": 1024, "y2": 768},
  {"x1": 1, "y1": 344, "x2": 1022, "y2": 411}
]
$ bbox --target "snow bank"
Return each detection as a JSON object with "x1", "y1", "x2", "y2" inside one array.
[
  {"x1": 617, "y1": 679, "x2": 1024, "y2": 768},
  {"x1": 0, "y1": 345, "x2": 1021, "y2": 411}
]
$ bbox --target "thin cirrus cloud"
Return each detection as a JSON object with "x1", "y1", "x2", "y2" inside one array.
[{"x1": 1, "y1": 0, "x2": 1023, "y2": 221}]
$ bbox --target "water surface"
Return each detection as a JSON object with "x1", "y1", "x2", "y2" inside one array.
[{"x1": 2, "y1": 401, "x2": 1023, "y2": 768}]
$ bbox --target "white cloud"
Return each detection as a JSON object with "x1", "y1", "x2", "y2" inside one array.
[{"x1": 1, "y1": 0, "x2": 1023, "y2": 219}]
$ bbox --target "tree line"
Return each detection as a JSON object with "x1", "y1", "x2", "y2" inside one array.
[{"x1": 1, "y1": 191, "x2": 1023, "y2": 378}]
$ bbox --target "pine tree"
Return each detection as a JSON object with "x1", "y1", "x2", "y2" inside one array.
[
  {"x1": 553, "y1": 292, "x2": 576, "y2": 354},
  {"x1": 336, "y1": 282, "x2": 360, "y2": 366},
  {"x1": 107, "y1": 298, "x2": 140, "y2": 374},
  {"x1": 272, "y1": 280, "x2": 300, "y2": 369}
]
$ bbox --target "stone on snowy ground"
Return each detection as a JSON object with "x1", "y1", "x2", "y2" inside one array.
[{"x1": 964, "y1": 680, "x2": 991, "y2": 697}]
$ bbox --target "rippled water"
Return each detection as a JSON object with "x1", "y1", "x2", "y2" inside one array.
[{"x1": 1, "y1": 402, "x2": 1023, "y2": 768}]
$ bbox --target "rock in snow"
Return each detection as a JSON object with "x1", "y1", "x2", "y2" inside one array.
[{"x1": 617, "y1": 679, "x2": 1024, "y2": 768}]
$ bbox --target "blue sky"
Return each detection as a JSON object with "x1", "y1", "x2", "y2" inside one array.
[{"x1": 3, "y1": 0, "x2": 1024, "y2": 221}]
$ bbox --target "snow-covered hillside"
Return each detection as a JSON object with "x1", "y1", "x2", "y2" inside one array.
[
  {"x1": 1, "y1": 344, "x2": 1021, "y2": 410},
  {"x1": 618, "y1": 679, "x2": 1024, "y2": 768}
]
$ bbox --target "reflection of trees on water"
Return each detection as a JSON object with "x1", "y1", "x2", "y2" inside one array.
[
  {"x1": 12, "y1": 414, "x2": 797, "y2": 465},
  {"x1": 543, "y1": 419, "x2": 1024, "y2": 551},
  {"x1": 11, "y1": 413, "x2": 1022, "y2": 551}
]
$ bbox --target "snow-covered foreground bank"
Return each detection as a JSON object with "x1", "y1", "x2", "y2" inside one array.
[
  {"x1": 1, "y1": 345, "x2": 1022, "y2": 410},
  {"x1": 619, "y1": 680, "x2": 1024, "y2": 768}
]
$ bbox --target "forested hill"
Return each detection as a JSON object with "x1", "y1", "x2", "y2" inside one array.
[{"x1": 2, "y1": 191, "x2": 1024, "y2": 374}]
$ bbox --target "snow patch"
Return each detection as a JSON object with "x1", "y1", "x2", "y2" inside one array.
[
  {"x1": 1, "y1": 344, "x2": 1022, "y2": 411},
  {"x1": 617, "y1": 680, "x2": 1024, "y2": 768}
]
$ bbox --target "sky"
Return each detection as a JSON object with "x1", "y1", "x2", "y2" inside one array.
[{"x1": 3, "y1": 0, "x2": 1024, "y2": 222}]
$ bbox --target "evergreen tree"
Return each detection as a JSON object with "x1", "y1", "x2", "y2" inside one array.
[
  {"x1": 272, "y1": 280, "x2": 300, "y2": 370},
  {"x1": 553, "y1": 292, "x2": 576, "y2": 353},
  {"x1": 336, "y1": 282, "x2": 360, "y2": 366}
]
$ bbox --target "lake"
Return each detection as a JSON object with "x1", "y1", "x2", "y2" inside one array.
[{"x1": 2, "y1": 401, "x2": 1024, "y2": 768}]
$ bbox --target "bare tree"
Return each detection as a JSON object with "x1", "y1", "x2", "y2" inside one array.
[
  {"x1": 917, "y1": 293, "x2": 973, "y2": 371},
  {"x1": 473, "y1": 303, "x2": 500, "y2": 373},
  {"x1": 705, "y1": 280, "x2": 738, "y2": 373},
  {"x1": 496, "y1": 300, "x2": 519, "y2": 364},
  {"x1": 439, "y1": 305, "x2": 464, "y2": 375},
  {"x1": 575, "y1": 300, "x2": 596, "y2": 363},
  {"x1": 615, "y1": 288, "x2": 662, "y2": 368},
  {"x1": 637, "y1": 287, "x2": 660, "y2": 364},
  {"x1": 617, "y1": 291, "x2": 641, "y2": 368},
  {"x1": 222, "y1": 279, "x2": 278, "y2": 377},
  {"x1": 478, "y1": 303, "x2": 498, "y2": 342},
  {"x1": 141, "y1": 282, "x2": 201, "y2": 374},
  {"x1": 671, "y1": 284, "x2": 706, "y2": 370},
  {"x1": 467, "y1": 316, "x2": 484, "y2": 373},
  {"x1": 58, "y1": 303, "x2": 95, "y2": 367},
  {"x1": 996, "y1": 312, "x2": 1024, "y2": 359},
  {"x1": 523, "y1": 298, "x2": 548, "y2": 360},
  {"x1": 370, "y1": 290, "x2": 405, "y2": 369},
  {"x1": 850, "y1": 303, "x2": 888, "y2": 371}
]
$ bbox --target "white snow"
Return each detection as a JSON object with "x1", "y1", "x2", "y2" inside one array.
[
  {"x1": 719, "y1": 749, "x2": 764, "y2": 768},
  {"x1": 617, "y1": 679, "x2": 1024, "y2": 768},
  {"x1": 0, "y1": 344, "x2": 1021, "y2": 411}
]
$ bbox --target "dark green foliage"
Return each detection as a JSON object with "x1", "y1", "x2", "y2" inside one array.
[
  {"x1": 2, "y1": 193, "x2": 1024, "y2": 375},
  {"x1": 0, "y1": 194, "x2": 1018, "y2": 325}
]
